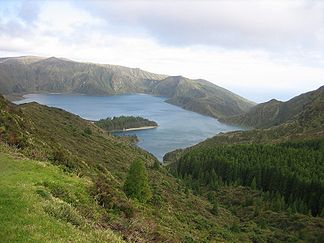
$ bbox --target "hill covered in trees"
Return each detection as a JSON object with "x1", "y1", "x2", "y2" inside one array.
[
  {"x1": 164, "y1": 86, "x2": 324, "y2": 242},
  {"x1": 176, "y1": 139, "x2": 324, "y2": 216},
  {"x1": 95, "y1": 116, "x2": 157, "y2": 132},
  {"x1": 0, "y1": 56, "x2": 255, "y2": 119}
]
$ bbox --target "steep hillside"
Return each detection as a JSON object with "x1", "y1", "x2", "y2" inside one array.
[
  {"x1": 0, "y1": 56, "x2": 255, "y2": 119},
  {"x1": 0, "y1": 56, "x2": 166, "y2": 95},
  {"x1": 155, "y1": 76, "x2": 254, "y2": 118},
  {"x1": 221, "y1": 85, "x2": 324, "y2": 128}
]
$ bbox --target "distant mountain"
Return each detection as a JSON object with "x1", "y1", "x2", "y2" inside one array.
[
  {"x1": 0, "y1": 56, "x2": 255, "y2": 119},
  {"x1": 221, "y1": 86, "x2": 324, "y2": 128},
  {"x1": 0, "y1": 56, "x2": 166, "y2": 95}
]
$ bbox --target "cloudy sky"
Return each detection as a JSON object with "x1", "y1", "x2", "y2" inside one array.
[{"x1": 0, "y1": 0, "x2": 323, "y2": 102}]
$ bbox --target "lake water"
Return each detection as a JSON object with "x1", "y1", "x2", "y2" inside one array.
[{"x1": 15, "y1": 93, "x2": 240, "y2": 161}]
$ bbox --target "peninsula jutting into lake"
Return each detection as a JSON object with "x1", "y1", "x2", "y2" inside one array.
[{"x1": 94, "y1": 116, "x2": 158, "y2": 132}]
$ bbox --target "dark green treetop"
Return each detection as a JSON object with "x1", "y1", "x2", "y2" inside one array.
[{"x1": 123, "y1": 159, "x2": 152, "y2": 203}]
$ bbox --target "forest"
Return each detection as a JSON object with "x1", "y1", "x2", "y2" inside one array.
[
  {"x1": 176, "y1": 138, "x2": 324, "y2": 216},
  {"x1": 94, "y1": 116, "x2": 157, "y2": 132}
]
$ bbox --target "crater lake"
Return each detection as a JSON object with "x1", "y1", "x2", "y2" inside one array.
[{"x1": 15, "y1": 93, "x2": 240, "y2": 161}]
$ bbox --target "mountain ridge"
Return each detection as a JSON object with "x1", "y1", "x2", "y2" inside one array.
[
  {"x1": 220, "y1": 85, "x2": 324, "y2": 128},
  {"x1": 0, "y1": 56, "x2": 255, "y2": 119}
]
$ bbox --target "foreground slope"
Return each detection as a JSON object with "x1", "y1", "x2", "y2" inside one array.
[
  {"x1": 0, "y1": 56, "x2": 255, "y2": 118},
  {"x1": 0, "y1": 147, "x2": 124, "y2": 243}
]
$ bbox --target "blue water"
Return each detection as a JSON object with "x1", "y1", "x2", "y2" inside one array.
[{"x1": 15, "y1": 93, "x2": 240, "y2": 161}]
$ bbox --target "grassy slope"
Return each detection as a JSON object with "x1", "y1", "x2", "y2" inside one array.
[{"x1": 0, "y1": 145, "x2": 123, "y2": 243}]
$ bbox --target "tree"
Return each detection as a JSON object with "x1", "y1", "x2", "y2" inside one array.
[
  {"x1": 250, "y1": 177, "x2": 257, "y2": 190},
  {"x1": 123, "y1": 159, "x2": 152, "y2": 203},
  {"x1": 319, "y1": 208, "x2": 324, "y2": 218},
  {"x1": 211, "y1": 201, "x2": 219, "y2": 215}
]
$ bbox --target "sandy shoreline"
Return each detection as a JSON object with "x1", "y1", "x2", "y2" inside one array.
[{"x1": 114, "y1": 126, "x2": 158, "y2": 132}]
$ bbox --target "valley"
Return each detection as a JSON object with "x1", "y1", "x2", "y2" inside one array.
[{"x1": 1, "y1": 58, "x2": 323, "y2": 243}]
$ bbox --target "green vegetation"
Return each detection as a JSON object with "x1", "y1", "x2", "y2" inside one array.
[
  {"x1": 95, "y1": 116, "x2": 157, "y2": 132},
  {"x1": 176, "y1": 139, "x2": 324, "y2": 216},
  {"x1": 164, "y1": 85, "x2": 324, "y2": 242},
  {"x1": 167, "y1": 138, "x2": 324, "y2": 241},
  {"x1": 153, "y1": 76, "x2": 255, "y2": 118},
  {"x1": 123, "y1": 160, "x2": 152, "y2": 203},
  {"x1": 0, "y1": 150, "x2": 124, "y2": 243}
]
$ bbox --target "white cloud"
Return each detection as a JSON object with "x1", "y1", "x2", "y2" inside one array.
[{"x1": 86, "y1": 0, "x2": 324, "y2": 52}]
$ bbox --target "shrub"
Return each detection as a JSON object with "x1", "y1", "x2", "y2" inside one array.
[
  {"x1": 36, "y1": 188, "x2": 51, "y2": 200},
  {"x1": 153, "y1": 160, "x2": 160, "y2": 170},
  {"x1": 83, "y1": 127, "x2": 92, "y2": 135},
  {"x1": 41, "y1": 181, "x2": 76, "y2": 206},
  {"x1": 51, "y1": 149, "x2": 76, "y2": 171},
  {"x1": 44, "y1": 201, "x2": 83, "y2": 227},
  {"x1": 93, "y1": 176, "x2": 134, "y2": 218}
]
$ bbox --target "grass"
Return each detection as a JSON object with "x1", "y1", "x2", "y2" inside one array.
[
  {"x1": 0, "y1": 151, "x2": 124, "y2": 243},
  {"x1": 0, "y1": 144, "x2": 241, "y2": 242}
]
